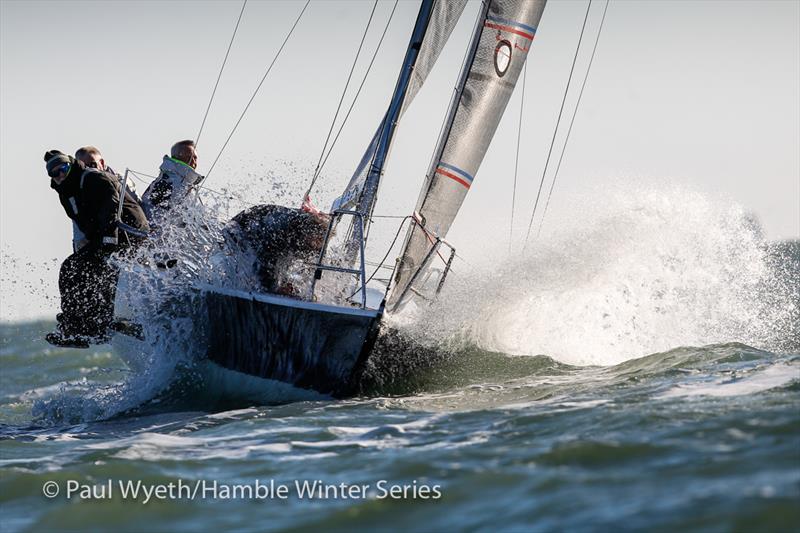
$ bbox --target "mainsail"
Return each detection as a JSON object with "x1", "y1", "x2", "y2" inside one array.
[{"x1": 387, "y1": 0, "x2": 547, "y2": 311}]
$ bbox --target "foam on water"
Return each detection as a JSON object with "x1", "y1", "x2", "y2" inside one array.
[
  {"x1": 658, "y1": 362, "x2": 800, "y2": 399},
  {"x1": 397, "y1": 182, "x2": 797, "y2": 366}
]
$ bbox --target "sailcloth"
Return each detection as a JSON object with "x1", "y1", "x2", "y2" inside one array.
[
  {"x1": 401, "y1": 0, "x2": 470, "y2": 117},
  {"x1": 388, "y1": 0, "x2": 547, "y2": 310},
  {"x1": 332, "y1": 0, "x2": 468, "y2": 218}
]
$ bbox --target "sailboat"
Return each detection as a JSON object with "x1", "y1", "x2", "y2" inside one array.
[{"x1": 186, "y1": 0, "x2": 547, "y2": 398}]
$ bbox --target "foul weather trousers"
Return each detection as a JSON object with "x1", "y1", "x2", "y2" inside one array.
[{"x1": 57, "y1": 245, "x2": 118, "y2": 337}]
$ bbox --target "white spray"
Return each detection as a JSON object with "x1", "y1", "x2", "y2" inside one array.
[{"x1": 397, "y1": 182, "x2": 797, "y2": 366}]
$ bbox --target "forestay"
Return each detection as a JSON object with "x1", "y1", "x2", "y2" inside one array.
[{"x1": 388, "y1": 0, "x2": 547, "y2": 311}]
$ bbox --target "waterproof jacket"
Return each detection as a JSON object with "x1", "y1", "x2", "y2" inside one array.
[
  {"x1": 141, "y1": 156, "x2": 204, "y2": 220},
  {"x1": 70, "y1": 166, "x2": 140, "y2": 252},
  {"x1": 52, "y1": 160, "x2": 150, "y2": 249},
  {"x1": 225, "y1": 204, "x2": 327, "y2": 294}
]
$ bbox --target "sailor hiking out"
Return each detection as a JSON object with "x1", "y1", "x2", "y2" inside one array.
[
  {"x1": 44, "y1": 150, "x2": 149, "y2": 347},
  {"x1": 69, "y1": 145, "x2": 140, "y2": 252},
  {"x1": 141, "y1": 140, "x2": 204, "y2": 224}
]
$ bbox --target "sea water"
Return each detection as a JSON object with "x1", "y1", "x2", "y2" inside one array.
[{"x1": 0, "y1": 184, "x2": 798, "y2": 531}]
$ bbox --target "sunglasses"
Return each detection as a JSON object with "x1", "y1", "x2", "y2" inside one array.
[{"x1": 48, "y1": 162, "x2": 70, "y2": 178}]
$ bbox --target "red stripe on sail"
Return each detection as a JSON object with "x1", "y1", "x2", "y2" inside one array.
[
  {"x1": 436, "y1": 168, "x2": 471, "y2": 189},
  {"x1": 484, "y1": 21, "x2": 534, "y2": 41}
]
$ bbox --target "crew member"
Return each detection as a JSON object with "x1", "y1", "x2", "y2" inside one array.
[
  {"x1": 224, "y1": 204, "x2": 330, "y2": 297},
  {"x1": 45, "y1": 150, "x2": 150, "y2": 347},
  {"x1": 141, "y1": 139, "x2": 204, "y2": 222},
  {"x1": 69, "y1": 145, "x2": 140, "y2": 252}
]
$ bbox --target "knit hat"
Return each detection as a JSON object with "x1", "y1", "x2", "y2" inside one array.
[{"x1": 45, "y1": 150, "x2": 72, "y2": 177}]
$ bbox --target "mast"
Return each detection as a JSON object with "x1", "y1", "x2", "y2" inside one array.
[
  {"x1": 331, "y1": 0, "x2": 469, "y2": 232},
  {"x1": 327, "y1": 0, "x2": 468, "y2": 283},
  {"x1": 387, "y1": 0, "x2": 548, "y2": 311},
  {"x1": 357, "y1": 0, "x2": 436, "y2": 225},
  {"x1": 326, "y1": 0, "x2": 438, "y2": 269}
]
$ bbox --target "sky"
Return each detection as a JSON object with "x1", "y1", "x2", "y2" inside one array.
[{"x1": 1, "y1": 0, "x2": 798, "y2": 321}]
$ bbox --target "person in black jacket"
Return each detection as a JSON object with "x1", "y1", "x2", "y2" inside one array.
[
  {"x1": 69, "y1": 145, "x2": 141, "y2": 252},
  {"x1": 224, "y1": 204, "x2": 329, "y2": 298},
  {"x1": 44, "y1": 150, "x2": 150, "y2": 347}
]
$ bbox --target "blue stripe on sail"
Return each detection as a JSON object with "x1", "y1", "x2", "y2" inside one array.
[
  {"x1": 485, "y1": 15, "x2": 537, "y2": 35},
  {"x1": 438, "y1": 162, "x2": 474, "y2": 183}
]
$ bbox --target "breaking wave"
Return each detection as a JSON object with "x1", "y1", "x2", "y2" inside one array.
[{"x1": 399, "y1": 183, "x2": 798, "y2": 366}]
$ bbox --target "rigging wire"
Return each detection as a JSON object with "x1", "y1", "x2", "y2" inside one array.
[
  {"x1": 509, "y1": 62, "x2": 526, "y2": 254},
  {"x1": 195, "y1": 0, "x2": 247, "y2": 148},
  {"x1": 535, "y1": 0, "x2": 610, "y2": 238},
  {"x1": 130, "y1": 167, "x2": 418, "y2": 218},
  {"x1": 523, "y1": 0, "x2": 593, "y2": 251},
  {"x1": 128, "y1": 168, "x2": 261, "y2": 211},
  {"x1": 205, "y1": 0, "x2": 311, "y2": 180},
  {"x1": 316, "y1": 0, "x2": 399, "y2": 178},
  {"x1": 127, "y1": 169, "x2": 157, "y2": 181},
  {"x1": 305, "y1": 0, "x2": 380, "y2": 200},
  {"x1": 347, "y1": 215, "x2": 412, "y2": 299}
]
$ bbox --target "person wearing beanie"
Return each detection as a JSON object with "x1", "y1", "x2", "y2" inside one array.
[{"x1": 44, "y1": 149, "x2": 150, "y2": 347}]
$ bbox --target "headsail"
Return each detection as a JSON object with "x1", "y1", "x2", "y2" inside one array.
[
  {"x1": 387, "y1": 0, "x2": 547, "y2": 311},
  {"x1": 401, "y1": 0, "x2": 469, "y2": 117}
]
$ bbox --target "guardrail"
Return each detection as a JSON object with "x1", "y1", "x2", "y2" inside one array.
[{"x1": 309, "y1": 209, "x2": 368, "y2": 309}]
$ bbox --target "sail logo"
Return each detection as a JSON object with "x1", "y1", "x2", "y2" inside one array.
[
  {"x1": 485, "y1": 15, "x2": 536, "y2": 61},
  {"x1": 494, "y1": 40, "x2": 513, "y2": 77}
]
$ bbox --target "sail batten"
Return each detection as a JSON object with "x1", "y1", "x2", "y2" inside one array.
[{"x1": 388, "y1": 0, "x2": 548, "y2": 311}]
